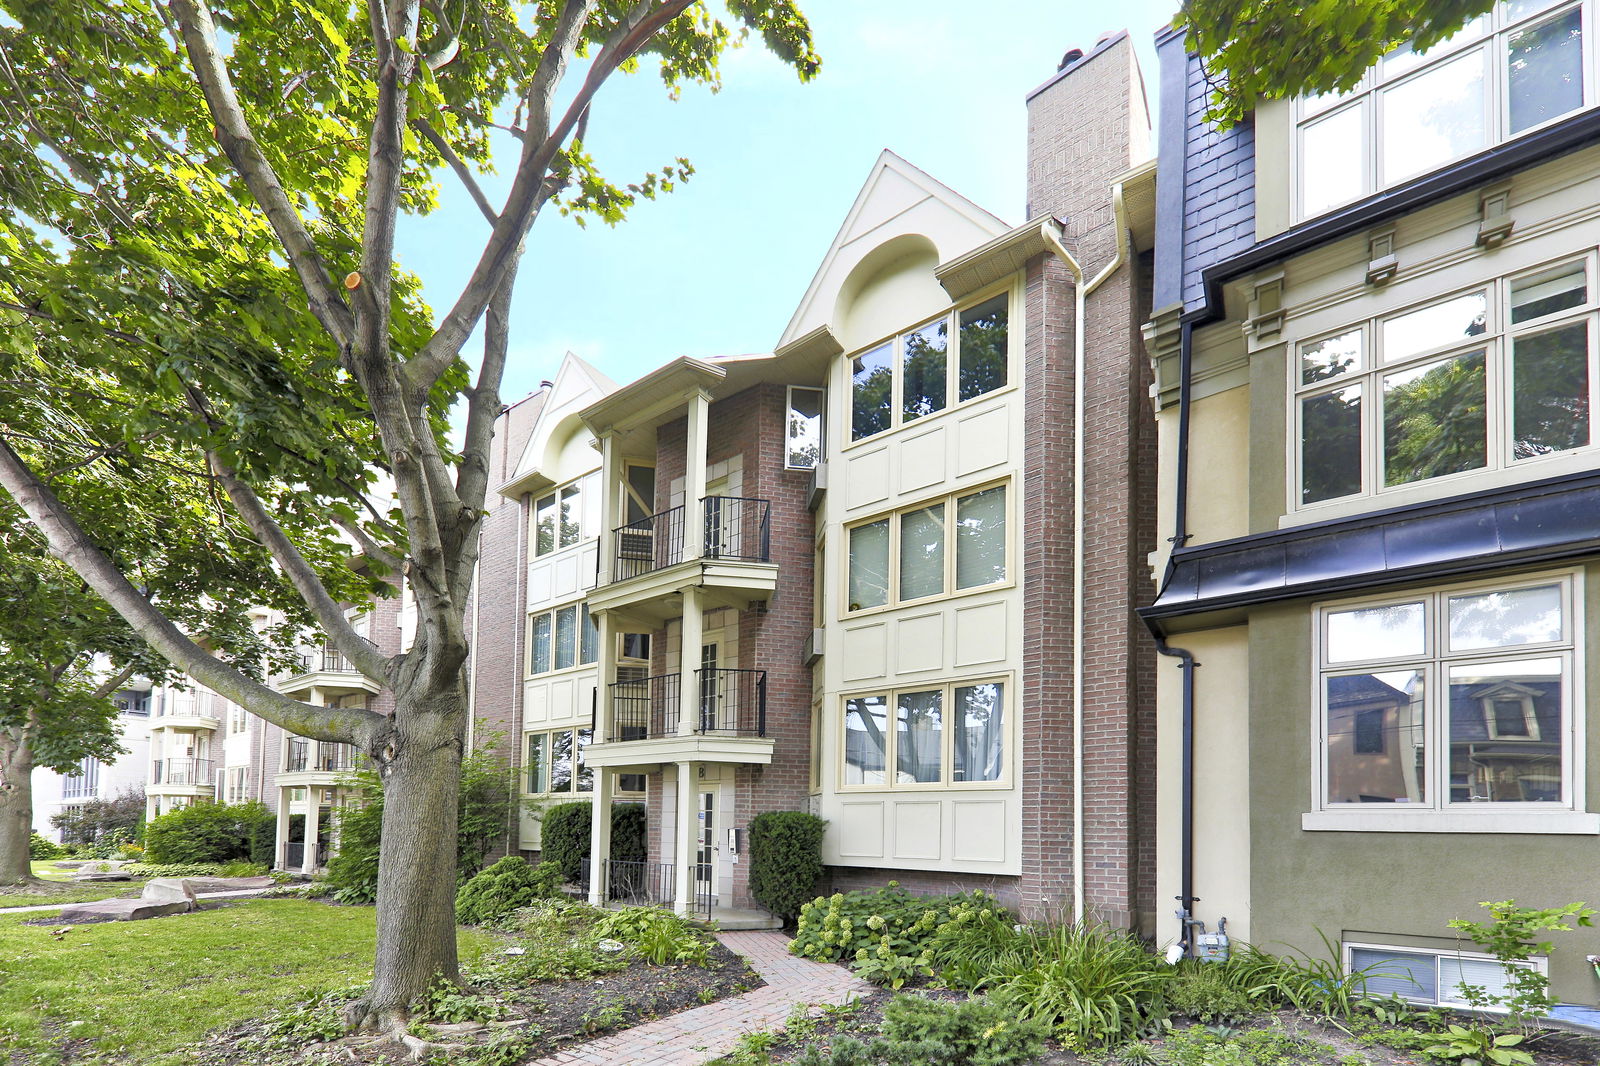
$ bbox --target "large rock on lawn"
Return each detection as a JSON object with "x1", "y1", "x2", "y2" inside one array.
[
  {"x1": 71, "y1": 871, "x2": 135, "y2": 882},
  {"x1": 141, "y1": 878, "x2": 199, "y2": 906},
  {"x1": 57, "y1": 898, "x2": 194, "y2": 922},
  {"x1": 181, "y1": 876, "x2": 275, "y2": 893}
]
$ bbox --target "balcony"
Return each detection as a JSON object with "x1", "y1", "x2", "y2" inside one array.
[
  {"x1": 281, "y1": 740, "x2": 358, "y2": 783},
  {"x1": 151, "y1": 758, "x2": 213, "y2": 789},
  {"x1": 277, "y1": 645, "x2": 379, "y2": 698},
  {"x1": 590, "y1": 497, "x2": 778, "y2": 622},
  {"x1": 150, "y1": 699, "x2": 220, "y2": 733},
  {"x1": 590, "y1": 668, "x2": 772, "y2": 768}
]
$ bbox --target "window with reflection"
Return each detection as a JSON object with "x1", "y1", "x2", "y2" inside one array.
[
  {"x1": 846, "y1": 484, "x2": 1008, "y2": 612},
  {"x1": 534, "y1": 477, "x2": 587, "y2": 556},
  {"x1": 1318, "y1": 577, "x2": 1573, "y2": 811},
  {"x1": 843, "y1": 681, "x2": 1007, "y2": 788},
  {"x1": 525, "y1": 726, "x2": 626, "y2": 796},
  {"x1": 1296, "y1": 3, "x2": 1589, "y2": 219},
  {"x1": 528, "y1": 602, "x2": 599, "y2": 674},
  {"x1": 1293, "y1": 257, "x2": 1595, "y2": 508},
  {"x1": 848, "y1": 291, "x2": 1012, "y2": 442},
  {"x1": 785, "y1": 386, "x2": 825, "y2": 469}
]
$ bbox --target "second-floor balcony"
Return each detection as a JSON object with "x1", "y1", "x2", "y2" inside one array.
[
  {"x1": 151, "y1": 758, "x2": 213, "y2": 788},
  {"x1": 296, "y1": 649, "x2": 355, "y2": 675},
  {"x1": 606, "y1": 668, "x2": 767, "y2": 742},
  {"x1": 595, "y1": 496, "x2": 776, "y2": 620},
  {"x1": 285, "y1": 739, "x2": 357, "y2": 774},
  {"x1": 278, "y1": 644, "x2": 379, "y2": 698}
]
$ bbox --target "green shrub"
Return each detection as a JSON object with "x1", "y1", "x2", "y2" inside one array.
[
  {"x1": 215, "y1": 860, "x2": 271, "y2": 878},
  {"x1": 455, "y1": 856, "x2": 563, "y2": 926},
  {"x1": 1160, "y1": 1024, "x2": 1338, "y2": 1066},
  {"x1": 539, "y1": 800, "x2": 647, "y2": 883},
  {"x1": 978, "y1": 923, "x2": 1172, "y2": 1049},
  {"x1": 326, "y1": 781, "x2": 383, "y2": 905},
  {"x1": 592, "y1": 906, "x2": 711, "y2": 966},
  {"x1": 1207, "y1": 936, "x2": 1378, "y2": 1018},
  {"x1": 787, "y1": 996, "x2": 1045, "y2": 1066},
  {"x1": 789, "y1": 883, "x2": 1011, "y2": 987},
  {"x1": 474, "y1": 898, "x2": 632, "y2": 985},
  {"x1": 748, "y1": 811, "x2": 826, "y2": 922},
  {"x1": 124, "y1": 862, "x2": 225, "y2": 878},
  {"x1": 143, "y1": 801, "x2": 275, "y2": 865},
  {"x1": 926, "y1": 906, "x2": 1027, "y2": 989},
  {"x1": 29, "y1": 832, "x2": 62, "y2": 860},
  {"x1": 1164, "y1": 963, "x2": 1258, "y2": 1024}
]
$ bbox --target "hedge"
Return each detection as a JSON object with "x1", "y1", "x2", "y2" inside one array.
[
  {"x1": 143, "y1": 801, "x2": 275, "y2": 865},
  {"x1": 540, "y1": 800, "x2": 647, "y2": 883},
  {"x1": 748, "y1": 810, "x2": 827, "y2": 920}
]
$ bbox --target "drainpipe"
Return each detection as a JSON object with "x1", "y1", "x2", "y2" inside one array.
[{"x1": 1041, "y1": 181, "x2": 1129, "y2": 926}]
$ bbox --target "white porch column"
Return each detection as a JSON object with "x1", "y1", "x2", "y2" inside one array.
[
  {"x1": 597, "y1": 431, "x2": 619, "y2": 586},
  {"x1": 682, "y1": 389, "x2": 710, "y2": 560},
  {"x1": 678, "y1": 588, "x2": 704, "y2": 737},
  {"x1": 595, "y1": 609, "x2": 615, "y2": 742},
  {"x1": 673, "y1": 760, "x2": 697, "y2": 917},
  {"x1": 588, "y1": 768, "x2": 614, "y2": 906},
  {"x1": 275, "y1": 788, "x2": 291, "y2": 870},
  {"x1": 301, "y1": 795, "x2": 320, "y2": 874}
]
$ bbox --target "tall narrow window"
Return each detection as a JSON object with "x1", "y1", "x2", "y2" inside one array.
[
  {"x1": 554, "y1": 605, "x2": 578, "y2": 670},
  {"x1": 844, "y1": 695, "x2": 888, "y2": 785},
  {"x1": 896, "y1": 690, "x2": 943, "y2": 783},
  {"x1": 530, "y1": 613, "x2": 552, "y2": 674},
  {"x1": 575, "y1": 729, "x2": 594, "y2": 792},
  {"x1": 852, "y1": 344, "x2": 893, "y2": 441},
  {"x1": 901, "y1": 319, "x2": 948, "y2": 421},
  {"x1": 1507, "y1": 6, "x2": 1584, "y2": 135},
  {"x1": 559, "y1": 483, "x2": 583, "y2": 547},
  {"x1": 953, "y1": 683, "x2": 1005, "y2": 782},
  {"x1": 550, "y1": 730, "x2": 574, "y2": 793},
  {"x1": 898, "y1": 504, "x2": 945, "y2": 601},
  {"x1": 848, "y1": 519, "x2": 890, "y2": 611},
  {"x1": 958, "y1": 294, "x2": 1009, "y2": 400},
  {"x1": 1382, "y1": 350, "x2": 1488, "y2": 486},
  {"x1": 955, "y1": 485, "x2": 1007, "y2": 589},
  {"x1": 786, "y1": 386, "x2": 825, "y2": 469},
  {"x1": 535, "y1": 494, "x2": 557, "y2": 555},
  {"x1": 580, "y1": 606, "x2": 599, "y2": 665}
]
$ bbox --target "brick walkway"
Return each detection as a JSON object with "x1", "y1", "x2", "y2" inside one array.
[{"x1": 531, "y1": 930, "x2": 872, "y2": 1066}]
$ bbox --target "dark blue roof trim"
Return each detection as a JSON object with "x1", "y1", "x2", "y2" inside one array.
[{"x1": 1143, "y1": 468, "x2": 1600, "y2": 620}]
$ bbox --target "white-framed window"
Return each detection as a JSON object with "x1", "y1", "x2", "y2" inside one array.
[
  {"x1": 848, "y1": 290, "x2": 1011, "y2": 444},
  {"x1": 786, "y1": 386, "x2": 825, "y2": 469},
  {"x1": 1346, "y1": 941, "x2": 1545, "y2": 1008},
  {"x1": 1314, "y1": 573, "x2": 1581, "y2": 819},
  {"x1": 1293, "y1": 253, "x2": 1597, "y2": 508},
  {"x1": 528, "y1": 602, "x2": 599, "y2": 675},
  {"x1": 229, "y1": 703, "x2": 247, "y2": 734},
  {"x1": 846, "y1": 482, "x2": 1008, "y2": 614},
  {"x1": 225, "y1": 766, "x2": 247, "y2": 803},
  {"x1": 842, "y1": 678, "x2": 1008, "y2": 789},
  {"x1": 523, "y1": 727, "x2": 631, "y2": 795},
  {"x1": 1296, "y1": 0, "x2": 1593, "y2": 219},
  {"x1": 533, "y1": 480, "x2": 585, "y2": 556}
]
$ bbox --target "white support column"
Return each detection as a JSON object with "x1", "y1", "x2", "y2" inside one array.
[
  {"x1": 595, "y1": 609, "x2": 615, "y2": 743},
  {"x1": 597, "y1": 431, "x2": 619, "y2": 586},
  {"x1": 588, "y1": 767, "x2": 614, "y2": 906},
  {"x1": 678, "y1": 587, "x2": 704, "y2": 737},
  {"x1": 275, "y1": 788, "x2": 291, "y2": 870},
  {"x1": 683, "y1": 389, "x2": 710, "y2": 560},
  {"x1": 302, "y1": 797, "x2": 320, "y2": 875},
  {"x1": 673, "y1": 760, "x2": 697, "y2": 918}
]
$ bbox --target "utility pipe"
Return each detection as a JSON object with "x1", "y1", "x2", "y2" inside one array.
[{"x1": 1041, "y1": 180, "x2": 1129, "y2": 926}]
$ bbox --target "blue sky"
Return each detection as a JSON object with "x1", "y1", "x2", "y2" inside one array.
[{"x1": 393, "y1": 1, "x2": 1180, "y2": 402}]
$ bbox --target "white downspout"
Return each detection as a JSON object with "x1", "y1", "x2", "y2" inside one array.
[{"x1": 1040, "y1": 181, "x2": 1129, "y2": 926}]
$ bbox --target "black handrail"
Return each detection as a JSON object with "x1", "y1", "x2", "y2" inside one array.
[
  {"x1": 693, "y1": 668, "x2": 767, "y2": 737},
  {"x1": 702, "y1": 496, "x2": 771, "y2": 563},
  {"x1": 607, "y1": 673, "x2": 681, "y2": 741},
  {"x1": 611, "y1": 504, "x2": 686, "y2": 581}
]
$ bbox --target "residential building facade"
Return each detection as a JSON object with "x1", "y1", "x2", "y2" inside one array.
[
  {"x1": 32, "y1": 680, "x2": 153, "y2": 842},
  {"x1": 1145, "y1": 7, "x2": 1600, "y2": 1003}
]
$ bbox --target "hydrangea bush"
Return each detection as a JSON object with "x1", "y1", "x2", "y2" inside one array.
[{"x1": 788, "y1": 882, "x2": 1011, "y2": 987}]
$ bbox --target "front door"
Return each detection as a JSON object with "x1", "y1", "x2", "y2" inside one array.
[{"x1": 695, "y1": 788, "x2": 718, "y2": 905}]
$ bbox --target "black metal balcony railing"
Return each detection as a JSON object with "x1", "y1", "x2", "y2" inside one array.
[
  {"x1": 608, "y1": 496, "x2": 772, "y2": 584},
  {"x1": 154, "y1": 758, "x2": 213, "y2": 786},
  {"x1": 296, "y1": 649, "x2": 355, "y2": 675},
  {"x1": 608, "y1": 673, "x2": 680, "y2": 741},
  {"x1": 285, "y1": 741, "x2": 354, "y2": 773},
  {"x1": 611, "y1": 504, "x2": 686, "y2": 582},
  {"x1": 592, "y1": 860, "x2": 712, "y2": 919},
  {"x1": 606, "y1": 668, "x2": 766, "y2": 741},
  {"x1": 286, "y1": 739, "x2": 310, "y2": 773},
  {"x1": 696, "y1": 667, "x2": 767, "y2": 736},
  {"x1": 702, "y1": 496, "x2": 771, "y2": 564}
]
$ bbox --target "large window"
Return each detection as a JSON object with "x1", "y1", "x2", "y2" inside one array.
[
  {"x1": 534, "y1": 480, "x2": 585, "y2": 556},
  {"x1": 524, "y1": 727, "x2": 643, "y2": 796},
  {"x1": 850, "y1": 292, "x2": 1011, "y2": 443},
  {"x1": 528, "y1": 602, "x2": 599, "y2": 675},
  {"x1": 1297, "y1": 1, "x2": 1592, "y2": 218},
  {"x1": 1294, "y1": 256, "x2": 1596, "y2": 507},
  {"x1": 842, "y1": 680, "x2": 1007, "y2": 788},
  {"x1": 846, "y1": 484, "x2": 1008, "y2": 612},
  {"x1": 786, "y1": 386, "x2": 825, "y2": 469},
  {"x1": 1316, "y1": 575, "x2": 1578, "y2": 815}
]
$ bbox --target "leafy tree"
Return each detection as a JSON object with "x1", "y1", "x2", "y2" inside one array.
[
  {"x1": 1176, "y1": 0, "x2": 1498, "y2": 126},
  {"x1": 49, "y1": 785, "x2": 146, "y2": 847},
  {"x1": 0, "y1": 0, "x2": 817, "y2": 1029}
]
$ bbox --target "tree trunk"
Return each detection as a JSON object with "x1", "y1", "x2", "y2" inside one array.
[
  {"x1": 0, "y1": 728, "x2": 38, "y2": 884},
  {"x1": 348, "y1": 677, "x2": 465, "y2": 1031}
]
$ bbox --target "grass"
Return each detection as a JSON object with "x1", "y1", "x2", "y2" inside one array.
[
  {"x1": 0, "y1": 861, "x2": 149, "y2": 910},
  {"x1": 0, "y1": 899, "x2": 498, "y2": 1064}
]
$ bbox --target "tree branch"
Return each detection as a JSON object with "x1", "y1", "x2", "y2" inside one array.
[
  {"x1": 413, "y1": 117, "x2": 497, "y2": 225},
  {"x1": 91, "y1": 662, "x2": 141, "y2": 701},
  {"x1": 167, "y1": 0, "x2": 356, "y2": 351},
  {"x1": 0, "y1": 438, "x2": 387, "y2": 747}
]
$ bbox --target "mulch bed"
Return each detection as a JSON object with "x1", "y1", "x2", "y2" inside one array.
[{"x1": 187, "y1": 937, "x2": 763, "y2": 1065}]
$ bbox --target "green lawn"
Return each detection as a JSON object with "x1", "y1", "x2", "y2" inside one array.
[
  {"x1": 0, "y1": 861, "x2": 147, "y2": 909},
  {"x1": 0, "y1": 899, "x2": 498, "y2": 1064}
]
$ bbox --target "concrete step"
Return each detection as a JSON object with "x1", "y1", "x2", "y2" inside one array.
[{"x1": 703, "y1": 907, "x2": 784, "y2": 931}]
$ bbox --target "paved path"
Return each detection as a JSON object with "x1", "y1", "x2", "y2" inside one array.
[
  {"x1": 532, "y1": 930, "x2": 873, "y2": 1066},
  {"x1": 0, "y1": 888, "x2": 269, "y2": 915}
]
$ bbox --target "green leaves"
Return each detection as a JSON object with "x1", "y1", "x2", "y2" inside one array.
[{"x1": 1176, "y1": 0, "x2": 1498, "y2": 127}]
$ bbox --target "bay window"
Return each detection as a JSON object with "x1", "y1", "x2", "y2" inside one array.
[
  {"x1": 1315, "y1": 575, "x2": 1579, "y2": 818},
  {"x1": 528, "y1": 602, "x2": 599, "y2": 675},
  {"x1": 850, "y1": 291, "x2": 1011, "y2": 443},
  {"x1": 1294, "y1": 255, "x2": 1596, "y2": 507},
  {"x1": 843, "y1": 680, "x2": 1007, "y2": 788},
  {"x1": 1297, "y1": 1, "x2": 1591, "y2": 219},
  {"x1": 846, "y1": 483, "x2": 1008, "y2": 613}
]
